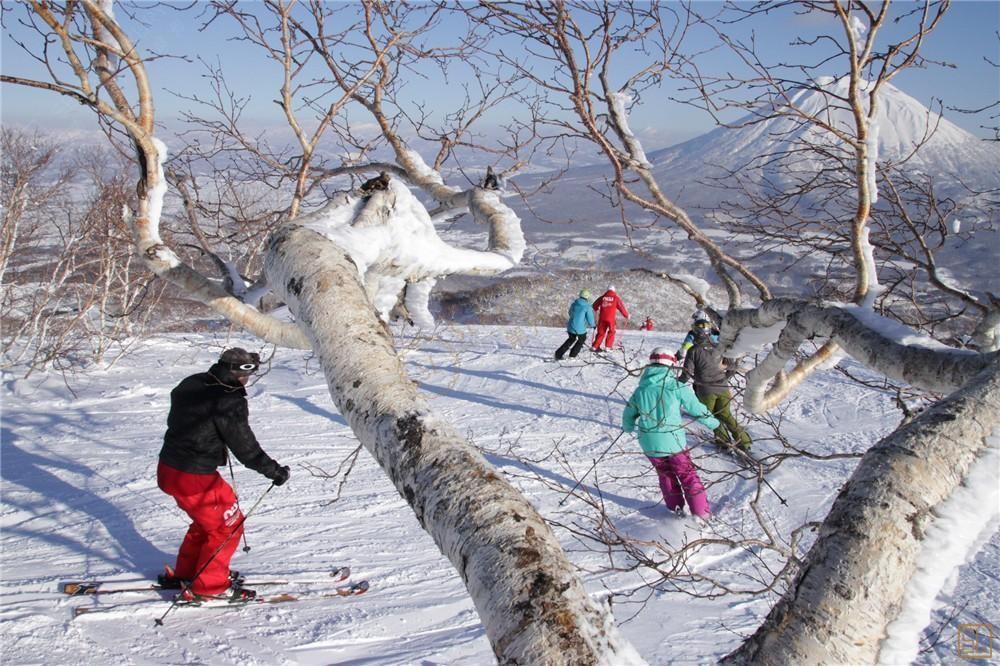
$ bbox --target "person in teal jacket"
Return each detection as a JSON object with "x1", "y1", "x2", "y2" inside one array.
[
  {"x1": 554, "y1": 289, "x2": 596, "y2": 360},
  {"x1": 623, "y1": 347, "x2": 720, "y2": 519}
]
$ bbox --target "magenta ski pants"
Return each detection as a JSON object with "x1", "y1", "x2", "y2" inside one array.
[{"x1": 647, "y1": 451, "x2": 710, "y2": 518}]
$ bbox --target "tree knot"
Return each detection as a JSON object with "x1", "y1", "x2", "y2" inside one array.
[{"x1": 396, "y1": 412, "x2": 424, "y2": 454}]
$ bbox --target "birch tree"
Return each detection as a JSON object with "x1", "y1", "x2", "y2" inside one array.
[
  {"x1": 718, "y1": 299, "x2": 999, "y2": 664},
  {"x1": 470, "y1": 1, "x2": 770, "y2": 310},
  {"x1": 1, "y1": 2, "x2": 640, "y2": 662},
  {"x1": 469, "y1": 2, "x2": 999, "y2": 663},
  {"x1": 5, "y1": 1, "x2": 997, "y2": 663}
]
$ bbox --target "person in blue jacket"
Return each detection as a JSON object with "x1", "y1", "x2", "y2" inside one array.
[
  {"x1": 676, "y1": 310, "x2": 719, "y2": 361},
  {"x1": 555, "y1": 289, "x2": 596, "y2": 360}
]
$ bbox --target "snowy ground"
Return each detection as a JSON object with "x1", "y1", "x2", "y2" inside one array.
[{"x1": 2, "y1": 325, "x2": 997, "y2": 665}]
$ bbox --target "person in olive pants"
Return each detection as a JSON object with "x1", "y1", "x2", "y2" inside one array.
[{"x1": 679, "y1": 325, "x2": 752, "y2": 451}]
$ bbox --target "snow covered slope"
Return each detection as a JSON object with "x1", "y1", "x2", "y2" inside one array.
[{"x1": 2, "y1": 328, "x2": 996, "y2": 664}]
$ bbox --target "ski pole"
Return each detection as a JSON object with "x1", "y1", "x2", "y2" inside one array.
[
  {"x1": 558, "y1": 432, "x2": 625, "y2": 506},
  {"x1": 154, "y1": 483, "x2": 275, "y2": 626},
  {"x1": 228, "y1": 459, "x2": 251, "y2": 553},
  {"x1": 733, "y1": 447, "x2": 787, "y2": 506}
]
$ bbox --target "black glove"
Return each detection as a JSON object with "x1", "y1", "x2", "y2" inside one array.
[{"x1": 271, "y1": 465, "x2": 290, "y2": 487}]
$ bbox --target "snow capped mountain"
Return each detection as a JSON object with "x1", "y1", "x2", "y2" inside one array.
[
  {"x1": 498, "y1": 78, "x2": 999, "y2": 285},
  {"x1": 644, "y1": 77, "x2": 1000, "y2": 194}
]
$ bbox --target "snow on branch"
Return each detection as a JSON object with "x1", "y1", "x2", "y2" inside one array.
[
  {"x1": 729, "y1": 358, "x2": 1000, "y2": 664},
  {"x1": 469, "y1": 187, "x2": 526, "y2": 265},
  {"x1": 130, "y1": 140, "x2": 310, "y2": 348},
  {"x1": 720, "y1": 298, "x2": 998, "y2": 413},
  {"x1": 878, "y1": 427, "x2": 1000, "y2": 664},
  {"x1": 608, "y1": 90, "x2": 653, "y2": 169},
  {"x1": 296, "y1": 175, "x2": 524, "y2": 327}
]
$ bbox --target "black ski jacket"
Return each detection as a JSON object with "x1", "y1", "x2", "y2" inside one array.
[
  {"x1": 680, "y1": 338, "x2": 733, "y2": 396},
  {"x1": 159, "y1": 364, "x2": 283, "y2": 480}
]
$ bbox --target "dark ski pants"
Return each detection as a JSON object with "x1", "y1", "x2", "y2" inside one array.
[
  {"x1": 648, "y1": 451, "x2": 710, "y2": 518},
  {"x1": 696, "y1": 390, "x2": 751, "y2": 450},
  {"x1": 555, "y1": 333, "x2": 588, "y2": 359},
  {"x1": 157, "y1": 462, "x2": 244, "y2": 595}
]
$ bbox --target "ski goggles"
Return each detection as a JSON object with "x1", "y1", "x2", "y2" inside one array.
[
  {"x1": 694, "y1": 320, "x2": 713, "y2": 329},
  {"x1": 222, "y1": 352, "x2": 261, "y2": 373}
]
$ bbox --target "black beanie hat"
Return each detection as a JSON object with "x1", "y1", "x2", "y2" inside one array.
[{"x1": 218, "y1": 348, "x2": 260, "y2": 374}]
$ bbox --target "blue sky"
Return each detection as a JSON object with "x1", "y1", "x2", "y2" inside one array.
[{"x1": 2, "y1": 1, "x2": 998, "y2": 148}]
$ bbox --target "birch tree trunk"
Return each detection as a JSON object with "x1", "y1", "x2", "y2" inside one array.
[
  {"x1": 265, "y1": 224, "x2": 643, "y2": 665},
  {"x1": 724, "y1": 358, "x2": 1000, "y2": 665}
]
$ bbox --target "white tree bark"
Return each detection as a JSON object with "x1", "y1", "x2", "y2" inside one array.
[
  {"x1": 721, "y1": 299, "x2": 998, "y2": 412},
  {"x1": 265, "y1": 224, "x2": 644, "y2": 665},
  {"x1": 723, "y1": 357, "x2": 1000, "y2": 665}
]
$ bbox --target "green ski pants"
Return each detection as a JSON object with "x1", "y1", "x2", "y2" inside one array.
[{"x1": 696, "y1": 390, "x2": 752, "y2": 450}]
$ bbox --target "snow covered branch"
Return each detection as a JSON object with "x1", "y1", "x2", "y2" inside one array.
[
  {"x1": 265, "y1": 224, "x2": 643, "y2": 664},
  {"x1": 720, "y1": 298, "x2": 997, "y2": 413},
  {"x1": 297, "y1": 177, "x2": 524, "y2": 328}
]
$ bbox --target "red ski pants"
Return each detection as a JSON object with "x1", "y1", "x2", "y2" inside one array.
[
  {"x1": 157, "y1": 462, "x2": 243, "y2": 595},
  {"x1": 592, "y1": 320, "x2": 618, "y2": 349}
]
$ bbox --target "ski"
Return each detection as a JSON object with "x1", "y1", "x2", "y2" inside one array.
[
  {"x1": 61, "y1": 566, "x2": 350, "y2": 597},
  {"x1": 721, "y1": 445, "x2": 756, "y2": 466},
  {"x1": 72, "y1": 580, "x2": 369, "y2": 617},
  {"x1": 699, "y1": 436, "x2": 755, "y2": 468}
]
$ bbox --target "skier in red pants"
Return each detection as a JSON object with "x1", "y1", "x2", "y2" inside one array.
[
  {"x1": 591, "y1": 285, "x2": 630, "y2": 352},
  {"x1": 156, "y1": 348, "x2": 290, "y2": 601}
]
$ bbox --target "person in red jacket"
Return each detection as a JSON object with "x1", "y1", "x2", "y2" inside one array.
[{"x1": 591, "y1": 285, "x2": 630, "y2": 352}]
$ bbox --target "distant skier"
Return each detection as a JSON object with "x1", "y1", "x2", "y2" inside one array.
[
  {"x1": 676, "y1": 310, "x2": 719, "y2": 361},
  {"x1": 156, "y1": 348, "x2": 290, "y2": 601},
  {"x1": 360, "y1": 171, "x2": 390, "y2": 194},
  {"x1": 555, "y1": 289, "x2": 596, "y2": 360},
  {"x1": 680, "y1": 326, "x2": 752, "y2": 452},
  {"x1": 640, "y1": 316, "x2": 655, "y2": 331},
  {"x1": 482, "y1": 165, "x2": 500, "y2": 190},
  {"x1": 591, "y1": 285, "x2": 630, "y2": 352},
  {"x1": 623, "y1": 348, "x2": 720, "y2": 521}
]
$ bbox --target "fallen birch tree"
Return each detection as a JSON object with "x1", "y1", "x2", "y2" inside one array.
[{"x1": 1, "y1": 1, "x2": 641, "y2": 662}]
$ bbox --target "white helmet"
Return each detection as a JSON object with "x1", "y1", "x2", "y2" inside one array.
[
  {"x1": 649, "y1": 347, "x2": 678, "y2": 366},
  {"x1": 692, "y1": 309, "x2": 710, "y2": 323},
  {"x1": 607, "y1": 285, "x2": 616, "y2": 292}
]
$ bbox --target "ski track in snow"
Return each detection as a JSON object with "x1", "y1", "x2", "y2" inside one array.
[{"x1": 1, "y1": 326, "x2": 997, "y2": 665}]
